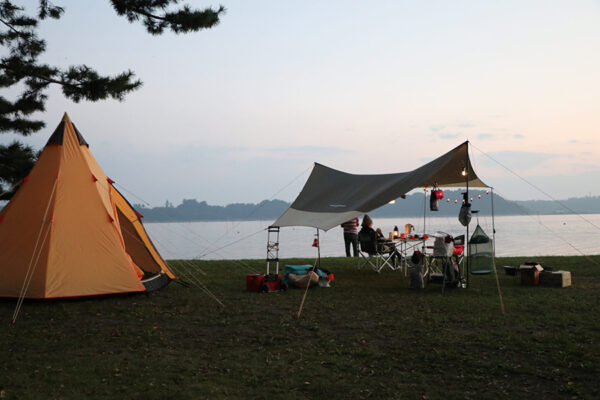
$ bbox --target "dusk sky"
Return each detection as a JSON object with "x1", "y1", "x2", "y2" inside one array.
[{"x1": 3, "y1": 1, "x2": 600, "y2": 206}]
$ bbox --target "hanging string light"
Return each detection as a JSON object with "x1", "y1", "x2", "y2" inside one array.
[
  {"x1": 455, "y1": 199, "x2": 458, "y2": 204},
  {"x1": 478, "y1": 194, "x2": 482, "y2": 199},
  {"x1": 486, "y1": 189, "x2": 489, "y2": 195},
  {"x1": 470, "y1": 197, "x2": 474, "y2": 202}
]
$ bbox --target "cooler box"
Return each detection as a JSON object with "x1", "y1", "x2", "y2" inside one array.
[{"x1": 284, "y1": 265, "x2": 334, "y2": 287}]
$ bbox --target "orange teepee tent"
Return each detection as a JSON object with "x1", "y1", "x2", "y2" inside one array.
[{"x1": 0, "y1": 113, "x2": 175, "y2": 299}]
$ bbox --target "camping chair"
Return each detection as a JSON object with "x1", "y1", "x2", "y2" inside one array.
[
  {"x1": 426, "y1": 233, "x2": 464, "y2": 290},
  {"x1": 357, "y1": 231, "x2": 396, "y2": 273}
]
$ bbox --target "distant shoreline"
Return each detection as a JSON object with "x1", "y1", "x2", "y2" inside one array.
[
  {"x1": 135, "y1": 190, "x2": 600, "y2": 223},
  {"x1": 143, "y1": 211, "x2": 600, "y2": 224}
]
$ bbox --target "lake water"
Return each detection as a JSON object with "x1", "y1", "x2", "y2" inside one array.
[{"x1": 144, "y1": 214, "x2": 600, "y2": 260}]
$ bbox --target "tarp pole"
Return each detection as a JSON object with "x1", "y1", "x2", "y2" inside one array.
[
  {"x1": 465, "y1": 142, "x2": 470, "y2": 288},
  {"x1": 491, "y1": 188, "x2": 496, "y2": 240},
  {"x1": 423, "y1": 188, "x2": 427, "y2": 236},
  {"x1": 297, "y1": 232, "x2": 320, "y2": 319},
  {"x1": 490, "y1": 187, "x2": 506, "y2": 315},
  {"x1": 422, "y1": 189, "x2": 427, "y2": 261},
  {"x1": 316, "y1": 228, "x2": 321, "y2": 269}
]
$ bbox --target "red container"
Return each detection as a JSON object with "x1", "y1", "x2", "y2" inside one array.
[
  {"x1": 453, "y1": 244, "x2": 464, "y2": 255},
  {"x1": 246, "y1": 273, "x2": 285, "y2": 292},
  {"x1": 434, "y1": 189, "x2": 444, "y2": 200}
]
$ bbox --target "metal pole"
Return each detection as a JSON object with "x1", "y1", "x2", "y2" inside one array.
[
  {"x1": 422, "y1": 188, "x2": 427, "y2": 254},
  {"x1": 316, "y1": 228, "x2": 321, "y2": 269},
  {"x1": 491, "y1": 187, "x2": 496, "y2": 239},
  {"x1": 423, "y1": 188, "x2": 427, "y2": 234}
]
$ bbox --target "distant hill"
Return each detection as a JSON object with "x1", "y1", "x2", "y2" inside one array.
[
  {"x1": 135, "y1": 199, "x2": 290, "y2": 222},
  {"x1": 134, "y1": 190, "x2": 600, "y2": 222},
  {"x1": 514, "y1": 196, "x2": 600, "y2": 215}
]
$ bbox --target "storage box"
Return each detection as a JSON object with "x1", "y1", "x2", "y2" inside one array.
[
  {"x1": 539, "y1": 270, "x2": 571, "y2": 288},
  {"x1": 503, "y1": 265, "x2": 518, "y2": 276},
  {"x1": 519, "y1": 264, "x2": 543, "y2": 285}
]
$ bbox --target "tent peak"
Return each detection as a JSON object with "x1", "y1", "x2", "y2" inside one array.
[{"x1": 46, "y1": 114, "x2": 89, "y2": 147}]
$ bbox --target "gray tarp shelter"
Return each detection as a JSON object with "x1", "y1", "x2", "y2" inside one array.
[{"x1": 274, "y1": 141, "x2": 489, "y2": 231}]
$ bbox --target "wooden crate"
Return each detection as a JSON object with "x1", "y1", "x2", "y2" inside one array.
[
  {"x1": 520, "y1": 264, "x2": 543, "y2": 285},
  {"x1": 539, "y1": 271, "x2": 571, "y2": 288}
]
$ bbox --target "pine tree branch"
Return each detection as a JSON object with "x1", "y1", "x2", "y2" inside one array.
[
  {"x1": 110, "y1": 0, "x2": 225, "y2": 34},
  {"x1": 0, "y1": 0, "x2": 223, "y2": 138},
  {"x1": 0, "y1": 17, "x2": 23, "y2": 35}
]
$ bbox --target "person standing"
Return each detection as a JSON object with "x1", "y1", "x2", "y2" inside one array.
[{"x1": 341, "y1": 217, "x2": 359, "y2": 257}]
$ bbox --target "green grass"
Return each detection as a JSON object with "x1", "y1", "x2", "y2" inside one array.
[{"x1": 1, "y1": 255, "x2": 599, "y2": 400}]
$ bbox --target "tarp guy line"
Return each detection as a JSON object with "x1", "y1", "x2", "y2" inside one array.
[
  {"x1": 470, "y1": 142, "x2": 600, "y2": 232},
  {"x1": 492, "y1": 188, "x2": 600, "y2": 266},
  {"x1": 115, "y1": 166, "x2": 311, "y2": 267}
]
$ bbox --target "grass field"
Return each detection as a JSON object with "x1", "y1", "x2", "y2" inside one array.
[{"x1": 1, "y1": 255, "x2": 599, "y2": 400}]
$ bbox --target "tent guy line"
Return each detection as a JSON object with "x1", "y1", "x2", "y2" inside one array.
[
  {"x1": 113, "y1": 181, "x2": 262, "y2": 274},
  {"x1": 12, "y1": 177, "x2": 58, "y2": 323}
]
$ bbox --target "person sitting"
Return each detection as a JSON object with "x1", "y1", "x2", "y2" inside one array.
[
  {"x1": 358, "y1": 216, "x2": 401, "y2": 266},
  {"x1": 358, "y1": 214, "x2": 378, "y2": 254}
]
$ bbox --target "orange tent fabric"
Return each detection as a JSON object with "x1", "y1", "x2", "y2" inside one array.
[
  {"x1": 111, "y1": 186, "x2": 176, "y2": 280},
  {"x1": 0, "y1": 113, "x2": 174, "y2": 298}
]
